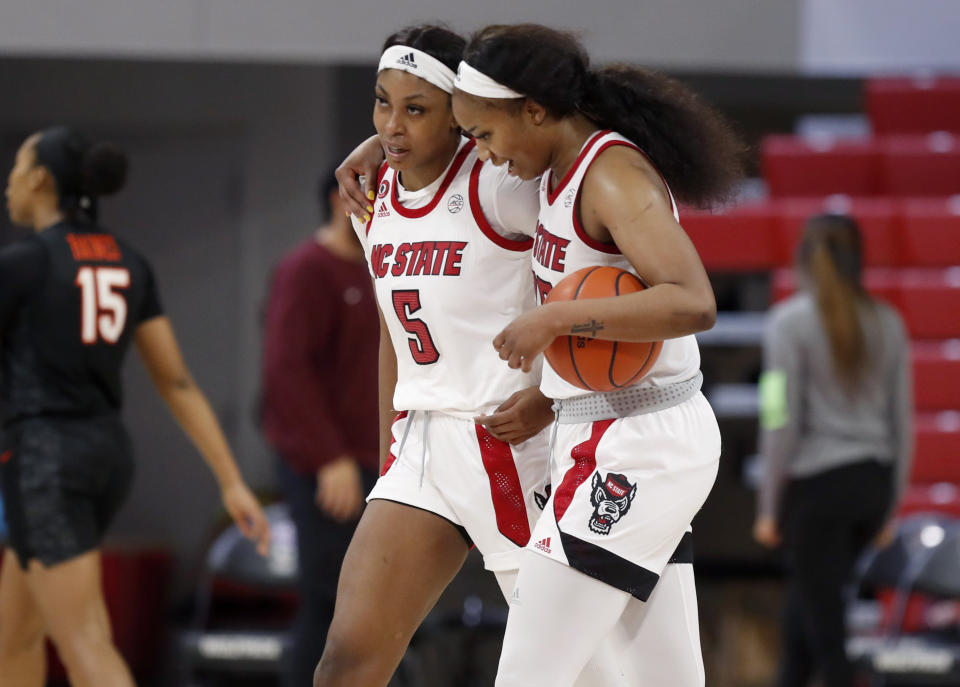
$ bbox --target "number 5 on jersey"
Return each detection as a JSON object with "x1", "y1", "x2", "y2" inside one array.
[
  {"x1": 392, "y1": 290, "x2": 440, "y2": 365},
  {"x1": 76, "y1": 266, "x2": 130, "y2": 344}
]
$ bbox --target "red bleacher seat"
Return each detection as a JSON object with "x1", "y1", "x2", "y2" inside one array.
[
  {"x1": 867, "y1": 77, "x2": 960, "y2": 135},
  {"x1": 763, "y1": 136, "x2": 882, "y2": 197},
  {"x1": 770, "y1": 268, "x2": 901, "y2": 306},
  {"x1": 899, "y1": 269, "x2": 960, "y2": 338},
  {"x1": 774, "y1": 197, "x2": 900, "y2": 267},
  {"x1": 913, "y1": 342, "x2": 960, "y2": 411},
  {"x1": 680, "y1": 204, "x2": 781, "y2": 271},
  {"x1": 879, "y1": 134, "x2": 960, "y2": 197},
  {"x1": 770, "y1": 269, "x2": 795, "y2": 303},
  {"x1": 911, "y1": 412, "x2": 960, "y2": 484},
  {"x1": 900, "y1": 198, "x2": 960, "y2": 266},
  {"x1": 898, "y1": 483, "x2": 960, "y2": 519}
]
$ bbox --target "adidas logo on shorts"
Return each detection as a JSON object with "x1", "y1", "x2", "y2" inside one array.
[
  {"x1": 396, "y1": 52, "x2": 417, "y2": 68},
  {"x1": 534, "y1": 537, "x2": 551, "y2": 554}
]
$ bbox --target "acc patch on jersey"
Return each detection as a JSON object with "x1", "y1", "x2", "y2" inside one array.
[
  {"x1": 588, "y1": 472, "x2": 636, "y2": 535},
  {"x1": 447, "y1": 193, "x2": 464, "y2": 214}
]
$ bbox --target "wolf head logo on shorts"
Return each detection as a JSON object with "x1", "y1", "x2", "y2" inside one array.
[
  {"x1": 588, "y1": 472, "x2": 637, "y2": 535},
  {"x1": 534, "y1": 483, "x2": 552, "y2": 510}
]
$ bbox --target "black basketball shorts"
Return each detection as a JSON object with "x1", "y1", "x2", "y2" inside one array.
[{"x1": 0, "y1": 414, "x2": 134, "y2": 569}]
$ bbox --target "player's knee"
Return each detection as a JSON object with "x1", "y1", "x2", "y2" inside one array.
[
  {"x1": 47, "y1": 621, "x2": 113, "y2": 673},
  {"x1": 313, "y1": 631, "x2": 367, "y2": 685},
  {"x1": 315, "y1": 619, "x2": 402, "y2": 687},
  {"x1": 0, "y1": 618, "x2": 44, "y2": 658}
]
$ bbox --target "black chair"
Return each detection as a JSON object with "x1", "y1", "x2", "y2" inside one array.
[
  {"x1": 175, "y1": 503, "x2": 299, "y2": 687},
  {"x1": 174, "y1": 504, "x2": 511, "y2": 687},
  {"x1": 848, "y1": 514, "x2": 960, "y2": 686}
]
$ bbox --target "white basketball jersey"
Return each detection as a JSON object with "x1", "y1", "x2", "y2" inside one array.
[
  {"x1": 532, "y1": 130, "x2": 701, "y2": 400},
  {"x1": 356, "y1": 139, "x2": 539, "y2": 417}
]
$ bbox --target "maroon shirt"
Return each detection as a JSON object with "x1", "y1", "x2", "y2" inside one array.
[{"x1": 261, "y1": 238, "x2": 379, "y2": 474}]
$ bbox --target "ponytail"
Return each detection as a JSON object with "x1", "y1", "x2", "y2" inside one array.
[
  {"x1": 33, "y1": 126, "x2": 128, "y2": 221},
  {"x1": 579, "y1": 66, "x2": 744, "y2": 207},
  {"x1": 799, "y1": 214, "x2": 869, "y2": 388},
  {"x1": 81, "y1": 142, "x2": 127, "y2": 198},
  {"x1": 463, "y1": 24, "x2": 745, "y2": 207}
]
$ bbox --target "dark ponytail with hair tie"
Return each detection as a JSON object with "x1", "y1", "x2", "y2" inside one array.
[
  {"x1": 464, "y1": 24, "x2": 746, "y2": 208},
  {"x1": 34, "y1": 126, "x2": 128, "y2": 222}
]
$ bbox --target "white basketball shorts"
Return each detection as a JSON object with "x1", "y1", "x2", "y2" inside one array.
[
  {"x1": 527, "y1": 392, "x2": 720, "y2": 599},
  {"x1": 368, "y1": 410, "x2": 551, "y2": 572}
]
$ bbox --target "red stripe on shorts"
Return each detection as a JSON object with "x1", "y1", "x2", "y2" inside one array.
[
  {"x1": 475, "y1": 425, "x2": 531, "y2": 547},
  {"x1": 553, "y1": 419, "x2": 615, "y2": 521},
  {"x1": 380, "y1": 410, "x2": 409, "y2": 476}
]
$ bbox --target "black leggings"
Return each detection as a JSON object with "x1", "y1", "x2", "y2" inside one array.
[{"x1": 777, "y1": 460, "x2": 892, "y2": 687}]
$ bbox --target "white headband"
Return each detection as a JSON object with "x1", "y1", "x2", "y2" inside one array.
[
  {"x1": 454, "y1": 61, "x2": 524, "y2": 99},
  {"x1": 378, "y1": 45, "x2": 456, "y2": 94}
]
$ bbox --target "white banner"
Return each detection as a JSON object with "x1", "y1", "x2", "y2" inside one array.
[{"x1": 801, "y1": 0, "x2": 960, "y2": 75}]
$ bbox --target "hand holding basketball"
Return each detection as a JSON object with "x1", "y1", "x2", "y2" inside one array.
[
  {"x1": 493, "y1": 305, "x2": 560, "y2": 373},
  {"x1": 543, "y1": 266, "x2": 662, "y2": 392}
]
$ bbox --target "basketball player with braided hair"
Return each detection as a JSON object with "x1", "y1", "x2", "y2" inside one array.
[
  {"x1": 449, "y1": 23, "x2": 745, "y2": 686},
  {"x1": 0, "y1": 128, "x2": 269, "y2": 687},
  {"x1": 755, "y1": 214, "x2": 912, "y2": 687}
]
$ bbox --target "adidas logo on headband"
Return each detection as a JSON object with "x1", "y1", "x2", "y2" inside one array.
[{"x1": 379, "y1": 46, "x2": 454, "y2": 93}]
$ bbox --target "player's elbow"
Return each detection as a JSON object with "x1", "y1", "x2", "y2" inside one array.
[
  {"x1": 695, "y1": 303, "x2": 716, "y2": 332},
  {"x1": 154, "y1": 369, "x2": 194, "y2": 398},
  {"x1": 685, "y1": 292, "x2": 716, "y2": 334}
]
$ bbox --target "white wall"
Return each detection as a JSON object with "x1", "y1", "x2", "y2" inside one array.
[
  {"x1": 7, "y1": 1, "x2": 960, "y2": 75},
  {"x1": 0, "y1": 0, "x2": 800, "y2": 72},
  {"x1": 800, "y1": 0, "x2": 960, "y2": 74},
  {"x1": 0, "y1": 58, "x2": 348, "y2": 589}
]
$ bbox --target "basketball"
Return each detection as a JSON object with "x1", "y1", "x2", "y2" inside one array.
[{"x1": 544, "y1": 266, "x2": 663, "y2": 392}]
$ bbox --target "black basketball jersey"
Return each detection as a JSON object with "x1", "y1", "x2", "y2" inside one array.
[{"x1": 0, "y1": 221, "x2": 163, "y2": 423}]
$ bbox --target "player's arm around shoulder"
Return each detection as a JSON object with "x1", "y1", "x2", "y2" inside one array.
[
  {"x1": 580, "y1": 145, "x2": 716, "y2": 334},
  {"x1": 482, "y1": 160, "x2": 541, "y2": 239}
]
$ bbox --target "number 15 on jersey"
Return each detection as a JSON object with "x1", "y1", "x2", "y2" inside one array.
[{"x1": 75, "y1": 266, "x2": 130, "y2": 345}]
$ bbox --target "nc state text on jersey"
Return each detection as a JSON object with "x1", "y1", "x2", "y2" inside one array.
[
  {"x1": 369, "y1": 241, "x2": 468, "y2": 279},
  {"x1": 533, "y1": 223, "x2": 570, "y2": 272}
]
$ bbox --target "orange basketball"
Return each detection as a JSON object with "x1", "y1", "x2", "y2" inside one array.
[{"x1": 544, "y1": 266, "x2": 662, "y2": 392}]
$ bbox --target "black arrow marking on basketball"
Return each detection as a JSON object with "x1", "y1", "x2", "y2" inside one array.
[{"x1": 568, "y1": 266, "x2": 602, "y2": 391}]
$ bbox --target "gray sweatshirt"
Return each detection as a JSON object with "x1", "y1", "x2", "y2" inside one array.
[{"x1": 757, "y1": 292, "x2": 913, "y2": 520}]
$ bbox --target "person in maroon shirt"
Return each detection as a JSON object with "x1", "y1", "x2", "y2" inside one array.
[{"x1": 260, "y1": 171, "x2": 379, "y2": 687}]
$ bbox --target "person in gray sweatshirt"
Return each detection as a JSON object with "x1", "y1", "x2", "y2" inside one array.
[{"x1": 754, "y1": 213, "x2": 913, "y2": 687}]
